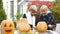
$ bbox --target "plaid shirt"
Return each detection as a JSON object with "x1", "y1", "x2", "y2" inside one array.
[
  {"x1": 39, "y1": 13, "x2": 56, "y2": 25},
  {"x1": 38, "y1": 13, "x2": 56, "y2": 30}
]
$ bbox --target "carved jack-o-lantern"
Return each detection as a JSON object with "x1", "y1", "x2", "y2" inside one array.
[
  {"x1": 36, "y1": 22, "x2": 48, "y2": 32},
  {"x1": 17, "y1": 18, "x2": 31, "y2": 32},
  {"x1": 1, "y1": 20, "x2": 14, "y2": 34}
]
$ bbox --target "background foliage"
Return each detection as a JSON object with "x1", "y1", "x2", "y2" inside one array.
[
  {"x1": 0, "y1": 0, "x2": 7, "y2": 24},
  {"x1": 52, "y1": 0, "x2": 60, "y2": 23}
]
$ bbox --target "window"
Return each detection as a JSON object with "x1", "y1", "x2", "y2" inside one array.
[{"x1": 10, "y1": 1, "x2": 14, "y2": 20}]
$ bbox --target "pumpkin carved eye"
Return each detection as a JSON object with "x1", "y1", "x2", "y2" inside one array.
[
  {"x1": 9, "y1": 24, "x2": 12, "y2": 27},
  {"x1": 4, "y1": 24, "x2": 6, "y2": 27}
]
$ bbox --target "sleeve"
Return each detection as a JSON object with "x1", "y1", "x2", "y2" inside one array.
[
  {"x1": 51, "y1": 16, "x2": 56, "y2": 27},
  {"x1": 48, "y1": 14, "x2": 56, "y2": 27},
  {"x1": 23, "y1": 14, "x2": 27, "y2": 18}
]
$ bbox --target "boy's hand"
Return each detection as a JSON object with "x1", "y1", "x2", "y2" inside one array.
[{"x1": 33, "y1": 26, "x2": 37, "y2": 30}]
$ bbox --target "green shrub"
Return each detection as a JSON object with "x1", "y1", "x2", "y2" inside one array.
[
  {"x1": 0, "y1": 0, "x2": 7, "y2": 24},
  {"x1": 14, "y1": 21, "x2": 16, "y2": 28},
  {"x1": 15, "y1": 12, "x2": 22, "y2": 19},
  {"x1": 52, "y1": 0, "x2": 60, "y2": 23}
]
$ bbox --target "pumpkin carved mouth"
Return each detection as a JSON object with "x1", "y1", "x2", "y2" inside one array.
[{"x1": 5, "y1": 30, "x2": 12, "y2": 33}]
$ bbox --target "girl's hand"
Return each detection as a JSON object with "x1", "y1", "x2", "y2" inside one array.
[{"x1": 48, "y1": 24, "x2": 52, "y2": 28}]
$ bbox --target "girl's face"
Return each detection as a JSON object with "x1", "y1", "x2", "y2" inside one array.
[{"x1": 41, "y1": 9, "x2": 47, "y2": 15}]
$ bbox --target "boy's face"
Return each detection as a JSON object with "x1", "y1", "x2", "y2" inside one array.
[{"x1": 29, "y1": 10, "x2": 36, "y2": 16}]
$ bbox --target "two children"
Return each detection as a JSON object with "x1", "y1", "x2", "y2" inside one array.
[{"x1": 23, "y1": 5, "x2": 56, "y2": 30}]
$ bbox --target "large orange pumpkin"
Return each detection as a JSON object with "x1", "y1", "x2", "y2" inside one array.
[
  {"x1": 1, "y1": 20, "x2": 14, "y2": 34},
  {"x1": 17, "y1": 18, "x2": 31, "y2": 32},
  {"x1": 36, "y1": 21, "x2": 48, "y2": 32}
]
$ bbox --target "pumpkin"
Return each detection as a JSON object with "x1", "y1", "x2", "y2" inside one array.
[
  {"x1": 1, "y1": 20, "x2": 14, "y2": 34},
  {"x1": 17, "y1": 18, "x2": 31, "y2": 32},
  {"x1": 36, "y1": 21, "x2": 47, "y2": 32}
]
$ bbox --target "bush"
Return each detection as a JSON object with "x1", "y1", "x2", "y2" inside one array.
[
  {"x1": 0, "y1": 0, "x2": 7, "y2": 24},
  {"x1": 14, "y1": 21, "x2": 16, "y2": 28},
  {"x1": 15, "y1": 12, "x2": 22, "y2": 19},
  {"x1": 52, "y1": 0, "x2": 60, "y2": 23}
]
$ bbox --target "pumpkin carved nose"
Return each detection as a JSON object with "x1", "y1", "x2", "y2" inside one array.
[
  {"x1": 4, "y1": 24, "x2": 6, "y2": 27},
  {"x1": 9, "y1": 24, "x2": 12, "y2": 27}
]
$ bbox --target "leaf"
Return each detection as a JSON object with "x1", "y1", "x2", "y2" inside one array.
[{"x1": 15, "y1": 12, "x2": 22, "y2": 19}]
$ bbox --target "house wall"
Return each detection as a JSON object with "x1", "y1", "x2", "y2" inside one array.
[
  {"x1": 2, "y1": 0, "x2": 11, "y2": 19},
  {"x1": 2, "y1": 0, "x2": 17, "y2": 20}
]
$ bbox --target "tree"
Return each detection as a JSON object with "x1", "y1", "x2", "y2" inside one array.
[
  {"x1": 52, "y1": 0, "x2": 60, "y2": 23},
  {"x1": 0, "y1": 0, "x2": 7, "y2": 24}
]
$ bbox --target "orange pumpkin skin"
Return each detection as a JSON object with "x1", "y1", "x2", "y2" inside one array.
[
  {"x1": 20, "y1": 18, "x2": 28, "y2": 24},
  {"x1": 17, "y1": 18, "x2": 31, "y2": 32},
  {"x1": 1, "y1": 20, "x2": 14, "y2": 34},
  {"x1": 36, "y1": 22, "x2": 47, "y2": 32}
]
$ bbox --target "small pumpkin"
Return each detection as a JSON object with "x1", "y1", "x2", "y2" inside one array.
[
  {"x1": 17, "y1": 18, "x2": 31, "y2": 32},
  {"x1": 1, "y1": 20, "x2": 14, "y2": 34},
  {"x1": 36, "y1": 21, "x2": 47, "y2": 32}
]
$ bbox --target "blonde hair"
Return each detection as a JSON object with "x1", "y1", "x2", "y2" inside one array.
[
  {"x1": 40, "y1": 5, "x2": 51, "y2": 14},
  {"x1": 29, "y1": 5, "x2": 37, "y2": 12}
]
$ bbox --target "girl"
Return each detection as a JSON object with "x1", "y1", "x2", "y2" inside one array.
[{"x1": 35, "y1": 5, "x2": 56, "y2": 30}]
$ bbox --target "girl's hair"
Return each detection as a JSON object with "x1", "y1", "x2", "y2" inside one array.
[{"x1": 40, "y1": 5, "x2": 51, "y2": 14}]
